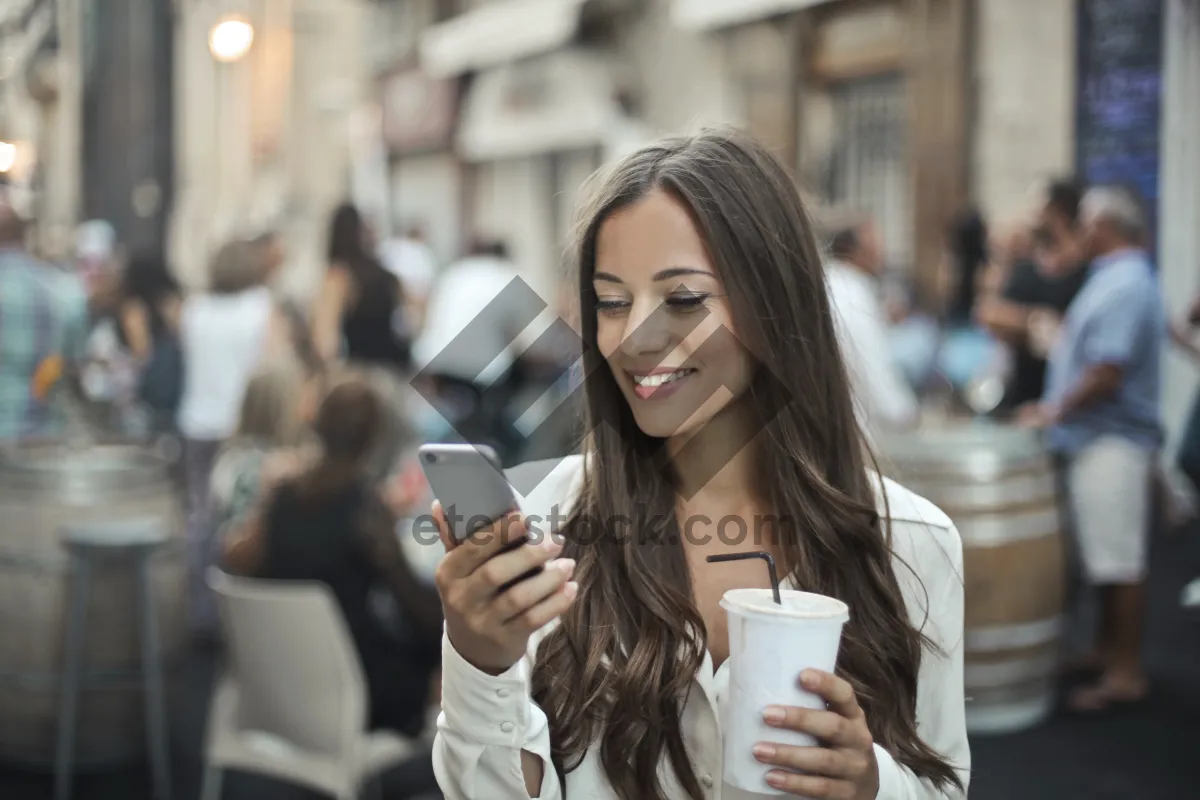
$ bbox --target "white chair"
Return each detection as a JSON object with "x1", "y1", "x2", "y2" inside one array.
[{"x1": 202, "y1": 569, "x2": 419, "y2": 800}]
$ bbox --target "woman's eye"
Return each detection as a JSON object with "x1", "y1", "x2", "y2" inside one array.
[
  {"x1": 595, "y1": 298, "x2": 630, "y2": 315},
  {"x1": 666, "y1": 293, "x2": 710, "y2": 312}
]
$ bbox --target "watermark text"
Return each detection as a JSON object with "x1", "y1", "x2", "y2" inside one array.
[{"x1": 408, "y1": 505, "x2": 792, "y2": 549}]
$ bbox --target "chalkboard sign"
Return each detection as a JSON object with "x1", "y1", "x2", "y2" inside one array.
[{"x1": 1076, "y1": 0, "x2": 1164, "y2": 249}]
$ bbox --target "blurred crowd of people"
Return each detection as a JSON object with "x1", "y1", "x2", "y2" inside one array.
[
  {"x1": 828, "y1": 174, "x2": 1200, "y2": 710},
  {"x1": 0, "y1": 184, "x2": 588, "y2": 798}
]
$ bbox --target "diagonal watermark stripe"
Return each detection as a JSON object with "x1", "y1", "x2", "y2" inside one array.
[
  {"x1": 507, "y1": 316, "x2": 585, "y2": 435},
  {"x1": 418, "y1": 277, "x2": 549, "y2": 388},
  {"x1": 413, "y1": 278, "x2": 791, "y2": 504}
]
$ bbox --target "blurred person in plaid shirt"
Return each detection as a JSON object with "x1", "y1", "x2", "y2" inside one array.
[{"x1": 0, "y1": 191, "x2": 90, "y2": 440}]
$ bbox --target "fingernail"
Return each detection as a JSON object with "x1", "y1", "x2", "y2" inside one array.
[
  {"x1": 800, "y1": 670, "x2": 820, "y2": 688},
  {"x1": 762, "y1": 706, "x2": 786, "y2": 723},
  {"x1": 752, "y1": 743, "x2": 776, "y2": 760},
  {"x1": 564, "y1": 581, "x2": 579, "y2": 599},
  {"x1": 557, "y1": 559, "x2": 577, "y2": 577},
  {"x1": 766, "y1": 772, "x2": 787, "y2": 788}
]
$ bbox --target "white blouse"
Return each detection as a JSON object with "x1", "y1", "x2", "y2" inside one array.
[{"x1": 433, "y1": 455, "x2": 970, "y2": 799}]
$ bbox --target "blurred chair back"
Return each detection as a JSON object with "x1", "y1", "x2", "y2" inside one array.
[{"x1": 209, "y1": 569, "x2": 365, "y2": 757}]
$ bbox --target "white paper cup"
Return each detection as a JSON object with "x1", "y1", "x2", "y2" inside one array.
[{"x1": 721, "y1": 588, "x2": 850, "y2": 795}]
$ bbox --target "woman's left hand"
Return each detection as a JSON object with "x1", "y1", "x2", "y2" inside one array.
[{"x1": 753, "y1": 669, "x2": 880, "y2": 799}]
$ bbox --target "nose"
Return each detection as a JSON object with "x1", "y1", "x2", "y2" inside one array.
[{"x1": 619, "y1": 299, "x2": 673, "y2": 358}]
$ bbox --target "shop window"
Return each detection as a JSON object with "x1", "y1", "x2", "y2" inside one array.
[{"x1": 823, "y1": 73, "x2": 911, "y2": 278}]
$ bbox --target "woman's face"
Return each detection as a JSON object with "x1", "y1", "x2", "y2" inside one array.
[{"x1": 593, "y1": 189, "x2": 753, "y2": 440}]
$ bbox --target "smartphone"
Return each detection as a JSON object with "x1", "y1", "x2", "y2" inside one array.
[{"x1": 418, "y1": 443, "x2": 543, "y2": 591}]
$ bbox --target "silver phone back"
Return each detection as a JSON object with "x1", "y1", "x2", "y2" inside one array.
[{"x1": 418, "y1": 444, "x2": 520, "y2": 543}]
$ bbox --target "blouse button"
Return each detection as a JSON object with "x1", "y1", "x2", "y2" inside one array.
[
  {"x1": 496, "y1": 688, "x2": 510, "y2": 699},
  {"x1": 701, "y1": 774, "x2": 714, "y2": 788},
  {"x1": 501, "y1": 722, "x2": 515, "y2": 733}
]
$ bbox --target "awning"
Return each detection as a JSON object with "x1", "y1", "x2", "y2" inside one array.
[
  {"x1": 672, "y1": 0, "x2": 838, "y2": 31},
  {"x1": 457, "y1": 49, "x2": 630, "y2": 161},
  {"x1": 420, "y1": 0, "x2": 589, "y2": 78}
]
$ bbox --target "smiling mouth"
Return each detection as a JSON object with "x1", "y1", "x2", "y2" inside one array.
[{"x1": 628, "y1": 368, "x2": 697, "y2": 400}]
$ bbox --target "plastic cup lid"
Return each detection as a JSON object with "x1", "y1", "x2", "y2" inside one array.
[{"x1": 721, "y1": 588, "x2": 849, "y2": 622}]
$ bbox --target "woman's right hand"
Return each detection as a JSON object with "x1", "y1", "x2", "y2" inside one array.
[{"x1": 432, "y1": 502, "x2": 578, "y2": 675}]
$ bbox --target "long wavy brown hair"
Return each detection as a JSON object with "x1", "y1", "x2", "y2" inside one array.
[{"x1": 530, "y1": 129, "x2": 964, "y2": 799}]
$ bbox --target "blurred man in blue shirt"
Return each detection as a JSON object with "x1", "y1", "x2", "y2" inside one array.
[
  {"x1": 0, "y1": 193, "x2": 89, "y2": 440},
  {"x1": 1023, "y1": 185, "x2": 1165, "y2": 712}
]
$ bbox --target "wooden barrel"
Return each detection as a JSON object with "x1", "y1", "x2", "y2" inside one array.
[
  {"x1": 880, "y1": 422, "x2": 1065, "y2": 735},
  {"x1": 0, "y1": 443, "x2": 187, "y2": 768}
]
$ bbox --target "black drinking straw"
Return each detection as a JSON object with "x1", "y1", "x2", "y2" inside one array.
[{"x1": 707, "y1": 552, "x2": 782, "y2": 605}]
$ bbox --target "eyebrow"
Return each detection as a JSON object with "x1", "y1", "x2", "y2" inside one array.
[{"x1": 593, "y1": 267, "x2": 714, "y2": 284}]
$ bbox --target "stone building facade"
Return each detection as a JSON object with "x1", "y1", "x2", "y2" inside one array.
[{"x1": 170, "y1": 0, "x2": 372, "y2": 295}]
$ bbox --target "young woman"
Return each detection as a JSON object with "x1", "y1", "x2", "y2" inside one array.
[
  {"x1": 311, "y1": 203, "x2": 412, "y2": 371},
  {"x1": 430, "y1": 130, "x2": 969, "y2": 800},
  {"x1": 79, "y1": 253, "x2": 181, "y2": 434},
  {"x1": 208, "y1": 357, "x2": 323, "y2": 558},
  {"x1": 177, "y1": 239, "x2": 295, "y2": 634},
  {"x1": 224, "y1": 377, "x2": 444, "y2": 742},
  {"x1": 113, "y1": 254, "x2": 184, "y2": 431}
]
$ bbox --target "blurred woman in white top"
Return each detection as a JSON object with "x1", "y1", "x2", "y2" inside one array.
[
  {"x1": 428, "y1": 130, "x2": 967, "y2": 800},
  {"x1": 177, "y1": 238, "x2": 294, "y2": 635}
]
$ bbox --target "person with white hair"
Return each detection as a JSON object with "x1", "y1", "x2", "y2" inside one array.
[
  {"x1": 821, "y1": 210, "x2": 921, "y2": 439},
  {"x1": 1020, "y1": 184, "x2": 1166, "y2": 712}
]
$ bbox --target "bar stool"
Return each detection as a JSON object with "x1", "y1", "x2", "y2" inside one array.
[{"x1": 54, "y1": 517, "x2": 172, "y2": 800}]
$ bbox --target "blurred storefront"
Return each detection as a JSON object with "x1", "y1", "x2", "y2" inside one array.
[
  {"x1": 362, "y1": 0, "x2": 461, "y2": 265},
  {"x1": 0, "y1": 0, "x2": 80, "y2": 258},
  {"x1": 972, "y1": 0, "x2": 1076, "y2": 226},
  {"x1": 0, "y1": 0, "x2": 177, "y2": 263},
  {"x1": 674, "y1": 0, "x2": 970, "y2": 304},
  {"x1": 378, "y1": 65, "x2": 462, "y2": 266},
  {"x1": 390, "y1": 0, "x2": 1136, "y2": 315},
  {"x1": 416, "y1": 0, "x2": 646, "y2": 299},
  {"x1": 1075, "y1": 0, "x2": 1164, "y2": 251},
  {"x1": 392, "y1": 0, "x2": 973, "y2": 301},
  {"x1": 170, "y1": 0, "x2": 371, "y2": 295}
]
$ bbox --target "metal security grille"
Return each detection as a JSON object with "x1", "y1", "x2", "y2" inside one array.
[{"x1": 825, "y1": 73, "x2": 911, "y2": 279}]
